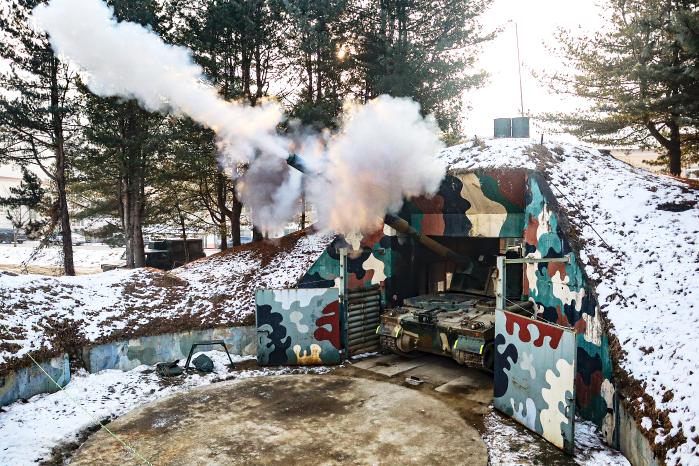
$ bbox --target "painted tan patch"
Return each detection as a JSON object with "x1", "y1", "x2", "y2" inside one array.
[
  {"x1": 362, "y1": 253, "x2": 386, "y2": 285},
  {"x1": 458, "y1": 173, "x2": 508, "y2": 237}
]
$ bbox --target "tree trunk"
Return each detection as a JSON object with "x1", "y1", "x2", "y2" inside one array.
[
  {"x1": 227, "y1": 184, "x2": 243, "y2": 247},
  {"x1": 131, "y1": 184, "x2": 145, "y2": 267},
  {"x1": 120, "y1": 102, "x2": 146, "y2": 268},
  {"x1": 50, "y1": 56, "x2": 75, "y2": 276},
  {"x1": 306, "y1": 49, "x2": 314, "y2": 101},
  {"x1": 176, "y1": 203, "x2": 189, "y2": 262},
  {"x1": 216, "y1": 171, "x2": 228, "y2": 251},
  {"x1": 218, "y1": 223, "x2": 228, "y2": 251},
  {"x1": 668, "y1": 121, "x2": 682, "y2": 177},
  {"x1": 254, "y1": 44, "x2": 264, "y2": 102},
  {"x1": 134, "y1": 156, "x2": 146, "y2": 267},
  {"x1": 316, "y1": 50, "x2": 322, "y2": 101},
  {"x1": 646, "y1": 120, "x2": 683, "y2": 177},
  {"x1": 252, "y1": 226, "x2": 264, "y2": 242},
  {"x1": 121, "y1": 176, "x2": 134, "y2": 268},
  {"x1": 299, "y1": 193, "x2": 306, "y2": 230}
]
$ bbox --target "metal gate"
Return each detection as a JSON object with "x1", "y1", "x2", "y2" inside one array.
[
  {"x1": 493, "y1": 309, "x2": 576, "y2": 454},
  {"x1": 346, "y1": 285, "x2": 381, "y2": 356},
  {"x1": 255, "y1": 288, "x2": 341, "y2": 366}
]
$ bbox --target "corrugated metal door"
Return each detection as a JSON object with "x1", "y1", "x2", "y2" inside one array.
[
  {"x1": 255, "y1": 288, "x2": 341, "y2": 366},
  {"x1": 493, "y1": 310, "x2": 576, "y2": 454},
  {"x1": 346, "y1": 285, "x2": 381, "y2": 356}
]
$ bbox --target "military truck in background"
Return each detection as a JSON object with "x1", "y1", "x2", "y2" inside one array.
[
  {"x1": 144, "y1": 238, "x2": 205, "y2": 270},
  {"x1": 377, "y1": 251, "x2": 531, "y2": 372},
  {"x1": 101, "y1": 238, "x2": 205, "y2": 271}
]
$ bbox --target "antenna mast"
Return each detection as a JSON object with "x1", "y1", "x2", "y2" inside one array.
[{"x1": 515, "y1": 22, "x2": 524, "y2": 117}]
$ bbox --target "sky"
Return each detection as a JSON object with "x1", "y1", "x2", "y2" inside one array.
[{"x1": 463, "y1": 0, "x2": 606, "y2": 141}]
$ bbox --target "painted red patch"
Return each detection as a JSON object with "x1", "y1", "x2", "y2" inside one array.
[
  {"x1": 504, "y1": 311, "x2": 564, "y2": 350},
  {"x1": 360, "y1": 228, "x2": 384, "y2": 249},
  {"x1": 547, "y1": 261, "x2": 567, "y2": 279},
  {"x1": 412, "y1": 195, "x2": 444, "y2": 213},
  {"x1": 524, "y1": 214, "x2": 539, "y2": 248},
  {"x1": 420, "y1": 214, "x2": 446, "y2": 235},
  {"x1": 488, "y1": 170, "x2": 526, "y2": 208},
  {"x1": 556, "y1": 305, "x2": 571, "y2": 327},
  {"x1": 522, "y1": 272, "x2": 530, "y2": 296},
  {"x1": 575, "y1": 371, "x2": 604, "y2": 409},
  {"x1": 314, "y1": 300, "x2": 341, "y2": 349},
  {"x1": 348, "y1": 270, "x2": 374, "y2": 290},
  {"x1": 575, "y1": 374, "x2": 590, "y2": 408}
]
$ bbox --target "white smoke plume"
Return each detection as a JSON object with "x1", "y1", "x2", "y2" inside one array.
[
  {"x1": 305, "y1": 96, "x2": 446, "y2": 233},
  {"x1": 33, "y1": 0, "x2": 288, "y2": 163},
  {"x1": 236, "y1": 155, "x2": 302, "y2": 233},
  {"x1": 34, "y1": 0, "x2": 446, "y2": 235}
]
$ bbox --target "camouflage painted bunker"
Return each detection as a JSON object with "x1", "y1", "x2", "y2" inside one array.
[
  {"x1": 271, "y1": 158, "x2": 613, "y2": 436},
  {"x1": 258, "y1": 139, "x2": 698, "y2": 464}
]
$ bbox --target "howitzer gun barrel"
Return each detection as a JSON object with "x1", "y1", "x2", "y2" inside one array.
[
  {"x1": 383, "y1": 213, "x2": 472, "y2": 269},
  {"x1": 285, "y1": 154, "x2": 473, "y2": 270}
]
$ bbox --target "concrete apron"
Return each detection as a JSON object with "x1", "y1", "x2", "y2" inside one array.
[{"x1": 70, "y1": 374, "x2": 488, "y2": 466}]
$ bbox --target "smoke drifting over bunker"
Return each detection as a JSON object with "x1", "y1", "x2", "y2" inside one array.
[{"x1": 33, "y1": 0, "x2": 446, "y2": 234}]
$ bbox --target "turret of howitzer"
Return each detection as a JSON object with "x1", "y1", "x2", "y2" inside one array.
[{"x1": 284, "y1": 154, "x2": 473, "y2": 273}]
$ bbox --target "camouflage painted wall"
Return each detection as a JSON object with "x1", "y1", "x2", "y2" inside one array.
[
  {"x1": 523, "y1": 173, "x2": 616, "y2": 443},
  {"x1": 493, "y1": 310, "x2": 576, "y2": 454},
  {"x1": 401, "y1": 170, "x2": 526, "y2": 238},
  {"x1": 256, "y1": 288, "x2": 341, "y2": 365},
  {"x1": 298, "y1": 227, "x2": 396, "y2": 302},
  {"x1": 298, "y1": 170, "x2": 528, "y2": 303}
]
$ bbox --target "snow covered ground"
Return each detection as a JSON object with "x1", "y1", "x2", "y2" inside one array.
[
  {"x1": 1, "y1": 139, "x2": 697, "y2": 464},
  {"x1": 0, "y1": 350, "x2": 626, "y2": 466},
  {"x1": 0, "y1": 229, "x2": 334, "y2": 372},
  {"x1": 0, "y1": 351, "x2": 332, "y2": 465},
  {"x1": 439, "y1": 138, "x2": 699, "y2": 465},
  {"x1": 484, "y1": 411, "x2": 630, "y2": 466},
  {"x1": 0, "y1": 241, "x2": 125, "y2": 272}
]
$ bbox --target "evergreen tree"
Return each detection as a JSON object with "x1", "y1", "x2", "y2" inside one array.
[
  {"x1": 547, "y1": 0, "x2": 699, "y2": 176},
  {"x1": 282, "y1": 0, "x2": 350, "y2": 129},
  {"x1": 350, "y1": 0, "x2": 491, "y2": 140},
  {"x1": 0, "y1": 167, "x2": 46, "y2": 244},
  {"x1": 76, "y1": 88, "x2": 171, "y2": 268},
  {"x1": 0, "y1": 0, "x2": 79, "y2": 274},
  {"x1": 170, "y1": 0, "x2": 282, "y2": 245},
  {"x1": 73, "y1": 0, "x2": 171, "y2": 267}
]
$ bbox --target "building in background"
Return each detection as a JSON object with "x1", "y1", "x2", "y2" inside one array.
[
  {"x1": 0, "y1": 166, "x2": 44, "y2": 229},
  {"x1": 610, "y1": 148, "x2": 699, "y2": 178}
]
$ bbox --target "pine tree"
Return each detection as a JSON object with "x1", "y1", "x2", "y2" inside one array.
[
  {"x1": 547, "y1": 0, "x2": 699, "y2": 176},
  {"x1": 72, "y1": 0, "x2": 173, "y2": 267},
  {"x1": 76, "y1": 88, "x2": 171, "y2": 268},
  {"x1": 170, "y1": 0, "x2": 282, "y2": 246},
  {"x1": 0, "y1": 167, "x2": 46, "y2": 244},
  {"x1": 282, "y1": 0, "x2": 350, "y2": 129},
  {"x1": 350, "y1": 0, "x2": 492, "y2": 140},
  {"x1": 0, "y1": 0, "x2": 78, "y2": 274}
]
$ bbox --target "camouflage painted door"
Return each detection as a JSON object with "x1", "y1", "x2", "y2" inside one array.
[
  {"x1": 493, "y1": 310, "x2": 576, "y2": 454},
  {"x1": 255, "y1": 288, "x2": 342, "y2": 366}
]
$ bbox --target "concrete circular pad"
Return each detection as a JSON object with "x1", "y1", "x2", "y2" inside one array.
[{"x1": 71, "y1": 374, "x2": 487, "y2": 465}]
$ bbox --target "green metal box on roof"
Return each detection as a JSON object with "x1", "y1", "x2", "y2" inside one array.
[
  {"x1": 511, "y1": 117, "x2": 530, "y2": 138},
  {"x1": 494, "y1": 118, "x2": 512, "y2": 138}
]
